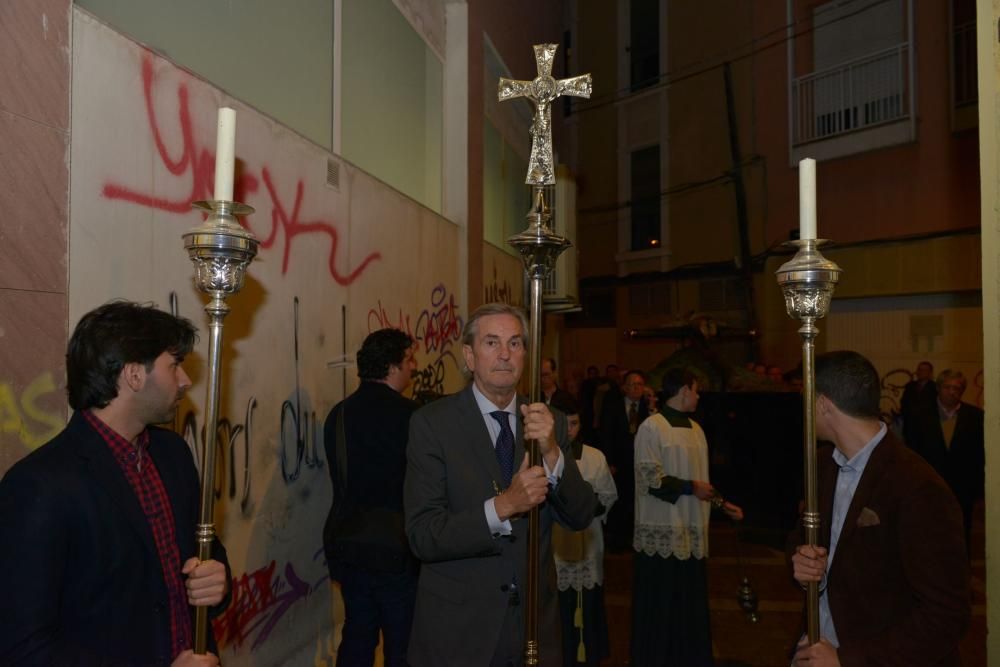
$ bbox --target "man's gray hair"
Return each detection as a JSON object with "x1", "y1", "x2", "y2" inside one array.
[
  {"x1": 937, "y1": 369, "x2": 967, "y2": 389},
  {"x1": 461, "y1": 303, "x2": 530, "y2": 349}
]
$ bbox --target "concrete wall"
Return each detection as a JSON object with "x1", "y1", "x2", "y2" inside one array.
[
  {"x1": 64, "y1": 10, "x2": 465, "y2": 664},
  {"x1": 76, "y1": 0, "x2": 335, "y2": 149},
  {"x1": 0, "y1": 0, "x2": 71, "y2": 475}
]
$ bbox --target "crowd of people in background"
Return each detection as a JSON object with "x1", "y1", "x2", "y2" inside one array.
[
  {"x1": 533, "y1": 353, "x2": 982, "y2": 665},
  {"x1": 325, "y1": 336, "x2": 983, "y2": 666},
  {"x1": 0, "y1": 298, "x2": 982, "y2": 667}
]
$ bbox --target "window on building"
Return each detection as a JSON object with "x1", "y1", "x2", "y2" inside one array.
[
  {"x1": 569, "y1": 286, "x2": 616, "y2": 327},
  {"x1": 75, "y1": 0, "x2": 335, "y2": 149},
  {"x1": 630, "y1": 145, "x2": 661, "y2": 251},
  {"x1": 629, "y1": 282, "x2": 670, "y2": 318},
  {"x1": 483, "y1": 120, "x2": 530, "y2": 252},
  {"x1": 793, "y1": 0, "x2": 908, "y2": 144},
  {"x1": 630, "y1": 0, "x2": 659, "y2": 91},
  {"x1": 341, "y1": 0, "x2": 443, "y2": 213},
  {"x1": 483, "y1": 39, "x2": 533, "y2": 254},
  {"x1": 698, "y1": 278, "x2": 745, "y2": 313},
  {"x1": 951, "y1": 0, "x2": 977, "y2": 109}
]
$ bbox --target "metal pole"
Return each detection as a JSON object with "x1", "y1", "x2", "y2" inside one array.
[
  {"x1": 776, "y1": 238, "x2": 841, "y2": 644},
  {"x1": 192, "y1": 296, "x2": 226, "y2": 649},
  {"x1": 526, "y1": 267, "x2": 543, "y2": 664},
  {"x1": 509, "y1": 187, "x2": 570, "y2": 665},
  {"x1": 498, "y1": 44, "x2": 590, "y2": 664},
  {"x1": 183, "y1": 198, "x2": 258, "y2": 652},
  {"x1": 800, "y1": 315, "x2": 820, "y2": 641}
]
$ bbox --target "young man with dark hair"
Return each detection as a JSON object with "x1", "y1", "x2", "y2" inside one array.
[
  {"x1": 0, "y1": 301, "x2": 230, "y2": 666},
  {"x1": 631, "y1": 367, "x2": 742, "y2": 666},
  {"x1": 791, "y1": 351, "x2": 970, "y2": 666},
  {"x1": 323, "y1": 327, "x2": 419, "y2": 667}
]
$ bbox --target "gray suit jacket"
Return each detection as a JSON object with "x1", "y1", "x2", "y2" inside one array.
[{"x1": 405, "y1": 384, "x2": 596, "y2": 666}]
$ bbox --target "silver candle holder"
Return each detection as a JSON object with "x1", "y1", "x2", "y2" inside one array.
[
  {"x1": 182, "y1": 198, "x2": 258, "y2": 652},
  {"x1": 775, "y1": 238, "x2": 841, "y2": 644}
]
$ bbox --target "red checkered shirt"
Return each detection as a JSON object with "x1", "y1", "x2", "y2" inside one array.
[{"x1": 82, "y1": 410, "x2": 192, "y2": 659}]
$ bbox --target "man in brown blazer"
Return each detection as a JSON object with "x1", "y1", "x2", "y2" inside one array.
[{"x1": 791, "y1": 351, "x2": 970, "y2": 666}]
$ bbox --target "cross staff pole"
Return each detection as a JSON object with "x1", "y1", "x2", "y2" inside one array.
[{"x1": 499, "y1": 43, "x2": 590, "y2": 666}]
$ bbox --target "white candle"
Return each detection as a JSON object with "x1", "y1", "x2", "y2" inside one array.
[
  {"x1": 213, "y1": 107, "x2": 236, "y2": 201},
  {"x1": 799, "y1": 157, "x2": 817, "y2": 241}
]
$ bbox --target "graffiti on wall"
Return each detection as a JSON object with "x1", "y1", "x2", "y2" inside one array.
[
  {"x1": 102, "y1": 54, "x2": 380, "y2": 286},
  {"x1": 280, "y1": 297, "x2": 324, "y2": 484},
  {"x1": 367, "y1": 284, "x2": 464, "y2": 398},
  {"x1": 0, "y1": 372, "x2": 64, "y2": 450},
  {"x1": 484, "y1": 262, "x2": 517, "y2": 306},
  {"x1": 880, "y1": 366, "x2": 985, "y2": 423},
  {"x1": 879, "y1": 368, "x2": 912, "y2": 421},
  {"x1": 212, "y1": 547, "x2": 330, "y2": 652},
  {"x1": 175, "y1": 397, "x2": 257, "y2": 517}
]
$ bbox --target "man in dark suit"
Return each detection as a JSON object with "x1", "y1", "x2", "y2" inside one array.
[
  {"x1": 540, "y1": 357, "x2": 574, "y2": 408},
  {"x1": 900, "y1": 360, "x2": 937, "y2": 445},
  {"x1": 908, "y1": 369, "x2": 985, "y2": 552},
  {"x1": 0, "y1": 301, "x2": 230, "y2": 666},
  {"x1": 577, "y1": 365, "x2": 601, "y2": 445},
  {"x1": 598, "y1": 369, "x2": 648, "y2": 550},
  {"x1": 404, "y1": 303, "x2": 596, "y2": 667},
  {"x1": 791, "y1": 351, "x2": 969, "y2": 666},
  {"x1": 323, "y1": 328, "x2": 419, "y2": 667}
]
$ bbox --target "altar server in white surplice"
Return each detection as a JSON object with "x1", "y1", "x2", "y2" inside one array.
[
  {"x1": 550, "y1": 397, "x2": 617, "y2": 667},
  {"x1": 631, "y1": 367, "x2": 742, "y2": 667}
]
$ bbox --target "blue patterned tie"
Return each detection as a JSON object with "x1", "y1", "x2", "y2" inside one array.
[{"x1": 490, "y1": 410, "x2": 515, "y2": 487}]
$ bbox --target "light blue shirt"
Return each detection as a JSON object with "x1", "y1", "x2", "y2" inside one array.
[
  {"x1": 819, "y1": 422, "x2": 887, "y2": 647},
  {"x1": 473, "y1": 383, "x2": 565, "y2": 537}
]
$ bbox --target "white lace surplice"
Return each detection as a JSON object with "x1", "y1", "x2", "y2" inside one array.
[
  {"x1": 633, "y1": 413, "x2": 711, "y2": 560},
  {"x1": 552, "y1": 445, "x2": 618, "y2": 591}
]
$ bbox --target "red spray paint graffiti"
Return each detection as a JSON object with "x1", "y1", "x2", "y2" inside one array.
[
  {"x1": 102, "y1": 53, "x2": 379, "y2": 285},
  {"x1": 256, "y1": 168, "x2": 380, "y2": 285},
  {"x1": 212, "y1": 555, "x2": 328, "y2": 652}
]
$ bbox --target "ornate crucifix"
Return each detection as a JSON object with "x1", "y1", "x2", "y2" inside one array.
[
  {"x1": 498, "y1": 43, "x2": 592, "y2": 185},
  {"x1": 498, "y1": 43, "x2": 591, "y2": 666}
]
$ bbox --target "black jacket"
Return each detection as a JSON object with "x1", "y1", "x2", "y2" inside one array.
[
  {"x1": 598, "y1": 392, "x2": 649, "y2": 472},
  {"x1": 323, "y1": 381, "x2": 418, "y2": 574},
  {"x1": 909, "y1": 401, "x2": 985, "y2": 510},
  {"x1": 0, "y1": 412, "x2": 230, "y2": 666}
]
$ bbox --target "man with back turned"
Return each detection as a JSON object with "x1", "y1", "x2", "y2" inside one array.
[
  {"x1": 790, "y1": 351, "x2": 969, "y2": 666},
  {"x1": 323, "y1": 327, "x2": 419, "y2": 667}
]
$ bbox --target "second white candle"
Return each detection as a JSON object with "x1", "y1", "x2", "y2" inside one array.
[
  {"x1": 799, "y1": 158, "x2": 817, "y2": 241},
  {"x1": 214, "y1": 107, "x2": 236, "y2": 202}
]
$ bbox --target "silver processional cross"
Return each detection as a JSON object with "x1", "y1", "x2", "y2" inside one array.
[{"x1": 498, "y1": 43, "x2": 592, "y2": 186}]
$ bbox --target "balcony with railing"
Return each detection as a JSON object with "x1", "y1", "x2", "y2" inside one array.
[{"x1": 792, "y1": 43, "x2": 911, "y2": 146}]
